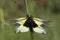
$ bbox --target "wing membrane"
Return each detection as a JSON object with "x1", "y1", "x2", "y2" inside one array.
[
  {"x1": 33, "y1": 26, "x2": 47, "y2": 34},
  {"x1": 16, "y1": 25, "x2": 29, "y2": 33},
  {"x1": 4, "y1": 17, "x2": 26, "y2": 26}
]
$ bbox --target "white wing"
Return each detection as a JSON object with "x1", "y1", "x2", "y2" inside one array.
[
  {"x1": 16, "y1": 25, "x2": 29, "y2": 33},
  {"x1": 4, "y1": 17, "x2": 26, "y2": 26},
  {"x1": 34, "y1": 18, "x2": 45, "y2": 21},
  {"x1": 34, "y1": 18, "x2": 51, "y2": 27},
  {"x1": 33, "y1": 26, "x2": 47, "y2": 34},
  {"x1": 33, "y1": 18, "x2": 44, "y2": 25},
  {"x1": 15, "y1": 17, "x2": 26, "y2": 20},
  {"x1": 15, "y1": 17, "x2": 26, "y2": 24}
]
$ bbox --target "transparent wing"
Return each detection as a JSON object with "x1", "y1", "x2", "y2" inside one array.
[
  {"x1": 15, "y1": 17, "x2": 26, "y2": 24},
  {"x1": 34, "y1": 18, "x2": 51, "y2": 27},
  {"x1": 33, "y1": 26, "x2": 47, "y2": 34},
  {"x1": 34, "y1": 18, "x2": 44, "y2": 22},
  {"x1": 16, "y1": 25, "x2": 29, "y2": 33},
  {"x1": 15, "y1": 17, "x2": 26, "y2": 21},
  {"x1": 4, "y1": 17, "x2": 26, "y2": 26}
]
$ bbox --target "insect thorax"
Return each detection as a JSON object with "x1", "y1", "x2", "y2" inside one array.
[{"x1": 23, "y1": 16, "x2": 38, "y2": 32}]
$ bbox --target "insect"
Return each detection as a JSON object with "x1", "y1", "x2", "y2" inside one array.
[
  {"x1": 5, "y1": 14, "x2": 49, "y2": 34},
  {"x1": 4, "y1": 14, "x2": 51, "y2": 40}
]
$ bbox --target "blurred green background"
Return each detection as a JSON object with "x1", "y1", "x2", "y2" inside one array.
[{"x1": 0, "y1": 0, "x2": 60, "y2": 40}]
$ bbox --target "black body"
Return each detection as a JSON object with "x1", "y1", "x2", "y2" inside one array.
[
  {"x1": 23, "y1": 15, "x2": 38, "y2": 32},
  {"x1": 23, "y1": 15, "x2": 38, "y2": 40}
]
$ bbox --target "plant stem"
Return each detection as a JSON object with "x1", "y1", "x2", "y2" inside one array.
[{"x1": 25, "y1": 0, "x2": 29, "y2": 14}]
